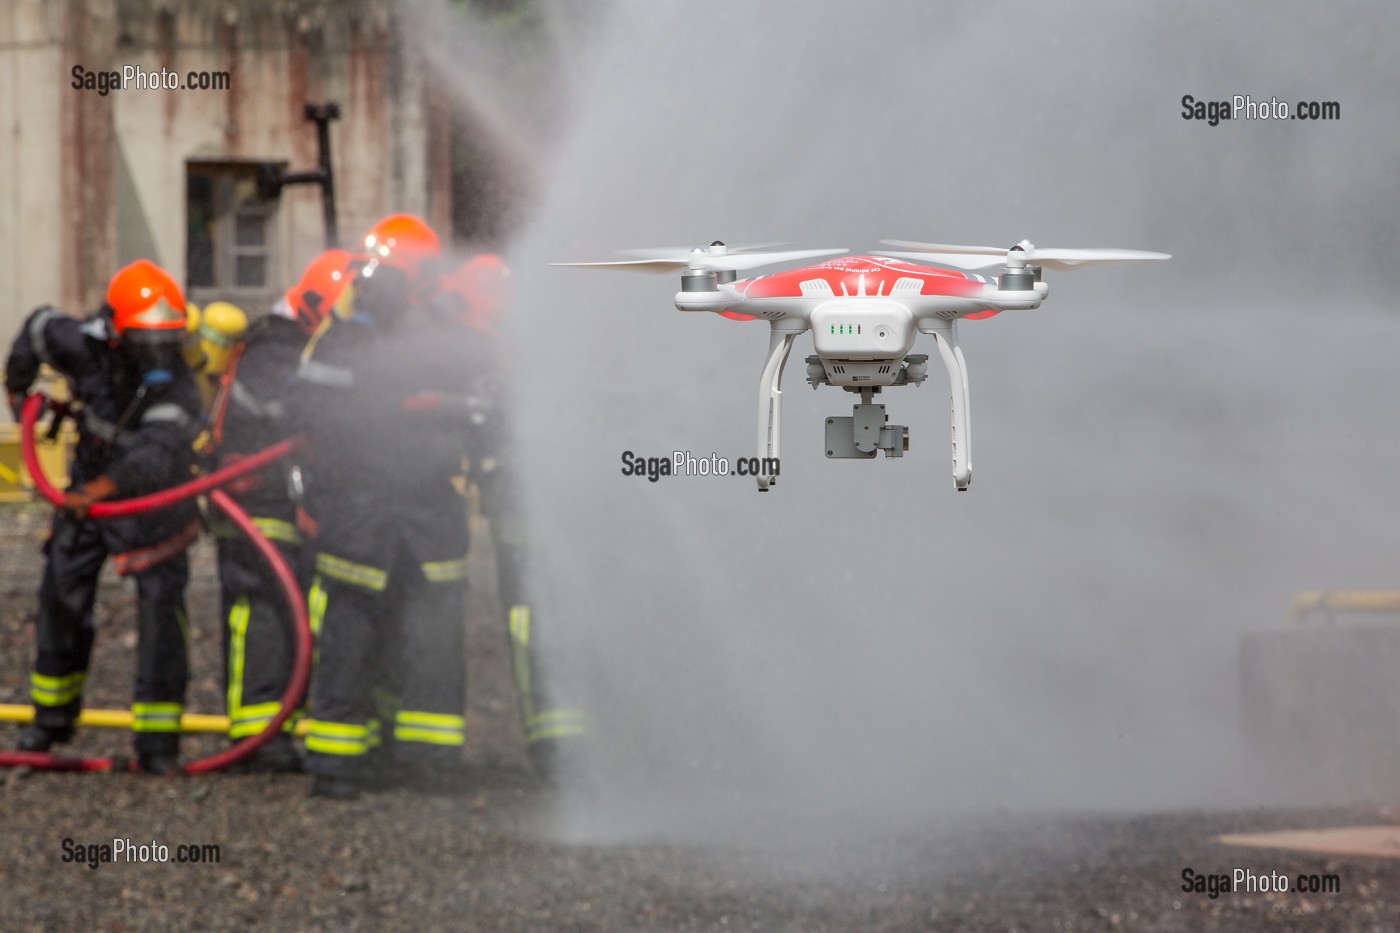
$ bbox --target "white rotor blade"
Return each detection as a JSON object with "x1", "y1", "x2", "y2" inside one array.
[
  {"x1": 882, "y1": 240, "x2": 1171, "y2": 272},
  {"x1": 553, "y1": 248, "x2": 847, "y2": 274},
  {"x1": 880, "y1": 239, "x2": 1006, "y2": 256},
  {"x1": 549, "y1": 259, "x2": 691, "y2": 273},
  {"x1": 1026, "y1": 248, "x2": 1172, "y2": 271},
  {"x1": 717, "y1": 248, "x2": 848, "y2": 270},
  {"x1": 879, "y1": 251, "x2": 1005, "y2": 271},
  {"x1": 619, "y1": 242, "x2": 788, "y2": 259}
]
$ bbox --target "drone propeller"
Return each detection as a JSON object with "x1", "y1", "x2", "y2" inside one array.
[
  {"x1": 618, "y1": 242, "x2": 788, "y2": 260},
  {"x1": 550, "y1": 258, "x2": 701, "y2": 274},
  {"x1": 880, "y1": 239, "x2": 1171, "y2": 272},
  {"x1": 553, "y1": 241, "x2": 848, "y2": 274}
]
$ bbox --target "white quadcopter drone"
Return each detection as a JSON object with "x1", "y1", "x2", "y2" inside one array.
[{"x1": 556, "y1": 239, "x2": 1169, "y2": 492}]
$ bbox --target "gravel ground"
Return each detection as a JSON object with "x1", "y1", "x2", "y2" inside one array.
[{"x1": 3, "y1": 502, "x2": 1399, "y2": 931}]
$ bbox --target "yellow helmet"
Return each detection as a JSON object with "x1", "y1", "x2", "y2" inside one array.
[{"x1": 198, "y1": 301, "x2": 248, "y2": 376}]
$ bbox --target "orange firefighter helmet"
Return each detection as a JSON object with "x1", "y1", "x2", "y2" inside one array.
[
  {"x1": 444, "y1": 253, "x2": 512, "y2": 333},
  {"x1": 361, "y1": 214, "x2": 441, "y2": 281},
  {"x1": 107, "y1": 260, "x2": 186, "y2": 337},
  {"x1": 286, "y1": 249, "x2": 355, "y2": 334}
]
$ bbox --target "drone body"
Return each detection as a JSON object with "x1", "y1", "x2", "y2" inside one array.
[{"x1": 556, "y1": 240, "x2": 1169, "y2": 492}]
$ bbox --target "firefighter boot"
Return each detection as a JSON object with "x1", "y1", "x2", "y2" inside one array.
[
  {"x1": 138, "y1": 750, "x2": 181, "y2": 775},
  {"x1": 136, "y1": 733, "x2": 181, "y2": 775},
  {"x1": 17, "y1": 722, "x2": 75, "y2": 752},
  {"x1": 231, "y1": 734, "x2": 304, "y2": 774},
  {"x1": 310, "y1": 774, "x2": 362, "y2": 801}
]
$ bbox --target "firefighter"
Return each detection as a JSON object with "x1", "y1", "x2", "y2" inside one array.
[
  {"x1": 440, "y1": 254, "x2": 586, "y2": 778},
  {"x1": 295, "y1": 214, "x2": 476, "y2": 799},
  {"x1": 208, "y1": 250, "x2": 354, "y2": 772},
  {"x1": 4, "y1": 260, "x2": 202, "y2": 774}
]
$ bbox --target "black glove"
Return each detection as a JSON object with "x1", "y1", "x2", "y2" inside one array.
[{"x1": 45, "y1": 400, "x2": 75, "y2": 441}]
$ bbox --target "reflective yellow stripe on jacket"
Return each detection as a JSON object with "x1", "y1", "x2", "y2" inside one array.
[
  {"x1": 251, "y1": 517, "x2": 301, "y2": 546},
  {"x1": 421, "y1": 557, "x2": 468, "y2": 583},
  {"x1": 314, "y1": 553, "x2": 387, "y2": 592}
]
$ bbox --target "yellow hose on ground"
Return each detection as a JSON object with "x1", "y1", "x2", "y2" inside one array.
[{"x1": 0, "y1": 704, "x2": 310, "y2": 736}]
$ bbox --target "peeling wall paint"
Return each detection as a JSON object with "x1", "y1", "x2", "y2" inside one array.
[{"x1": 0, "y1": 0, "x2": 450, "y2": 341}]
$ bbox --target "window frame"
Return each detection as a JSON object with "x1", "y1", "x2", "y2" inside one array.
[{"x1": 185, "y1": 161, "x2": 282, "y2": 309}]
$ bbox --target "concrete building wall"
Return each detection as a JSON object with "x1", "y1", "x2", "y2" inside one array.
[
  {"x1": 0, "y1": 3, "x2": 69, "y2": 340},
  {"x1": 0, "y1": 0, "x2": 450, "y2": 345}
]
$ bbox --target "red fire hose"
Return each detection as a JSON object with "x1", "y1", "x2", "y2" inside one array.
[
  {"x1": 187, "y1": 488, "x2": 311, "y2": 775},
  {"x1": 1, "y1": 394, "x2": 312, "y2": 774},
  {"x1": 18, "y1": 395, "x2": 297, "y2": 519}
]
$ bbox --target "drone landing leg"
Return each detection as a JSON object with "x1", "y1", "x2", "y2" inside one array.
[
  {"x1": 756, "y1": 329, "x2": 796, "y2": 491},
  {"x1": 952, "y1": 331, "x2": 971, "y2": 483},
  {"x1": 931, "y1": 323, "x2": 971, "y2": 490}
]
